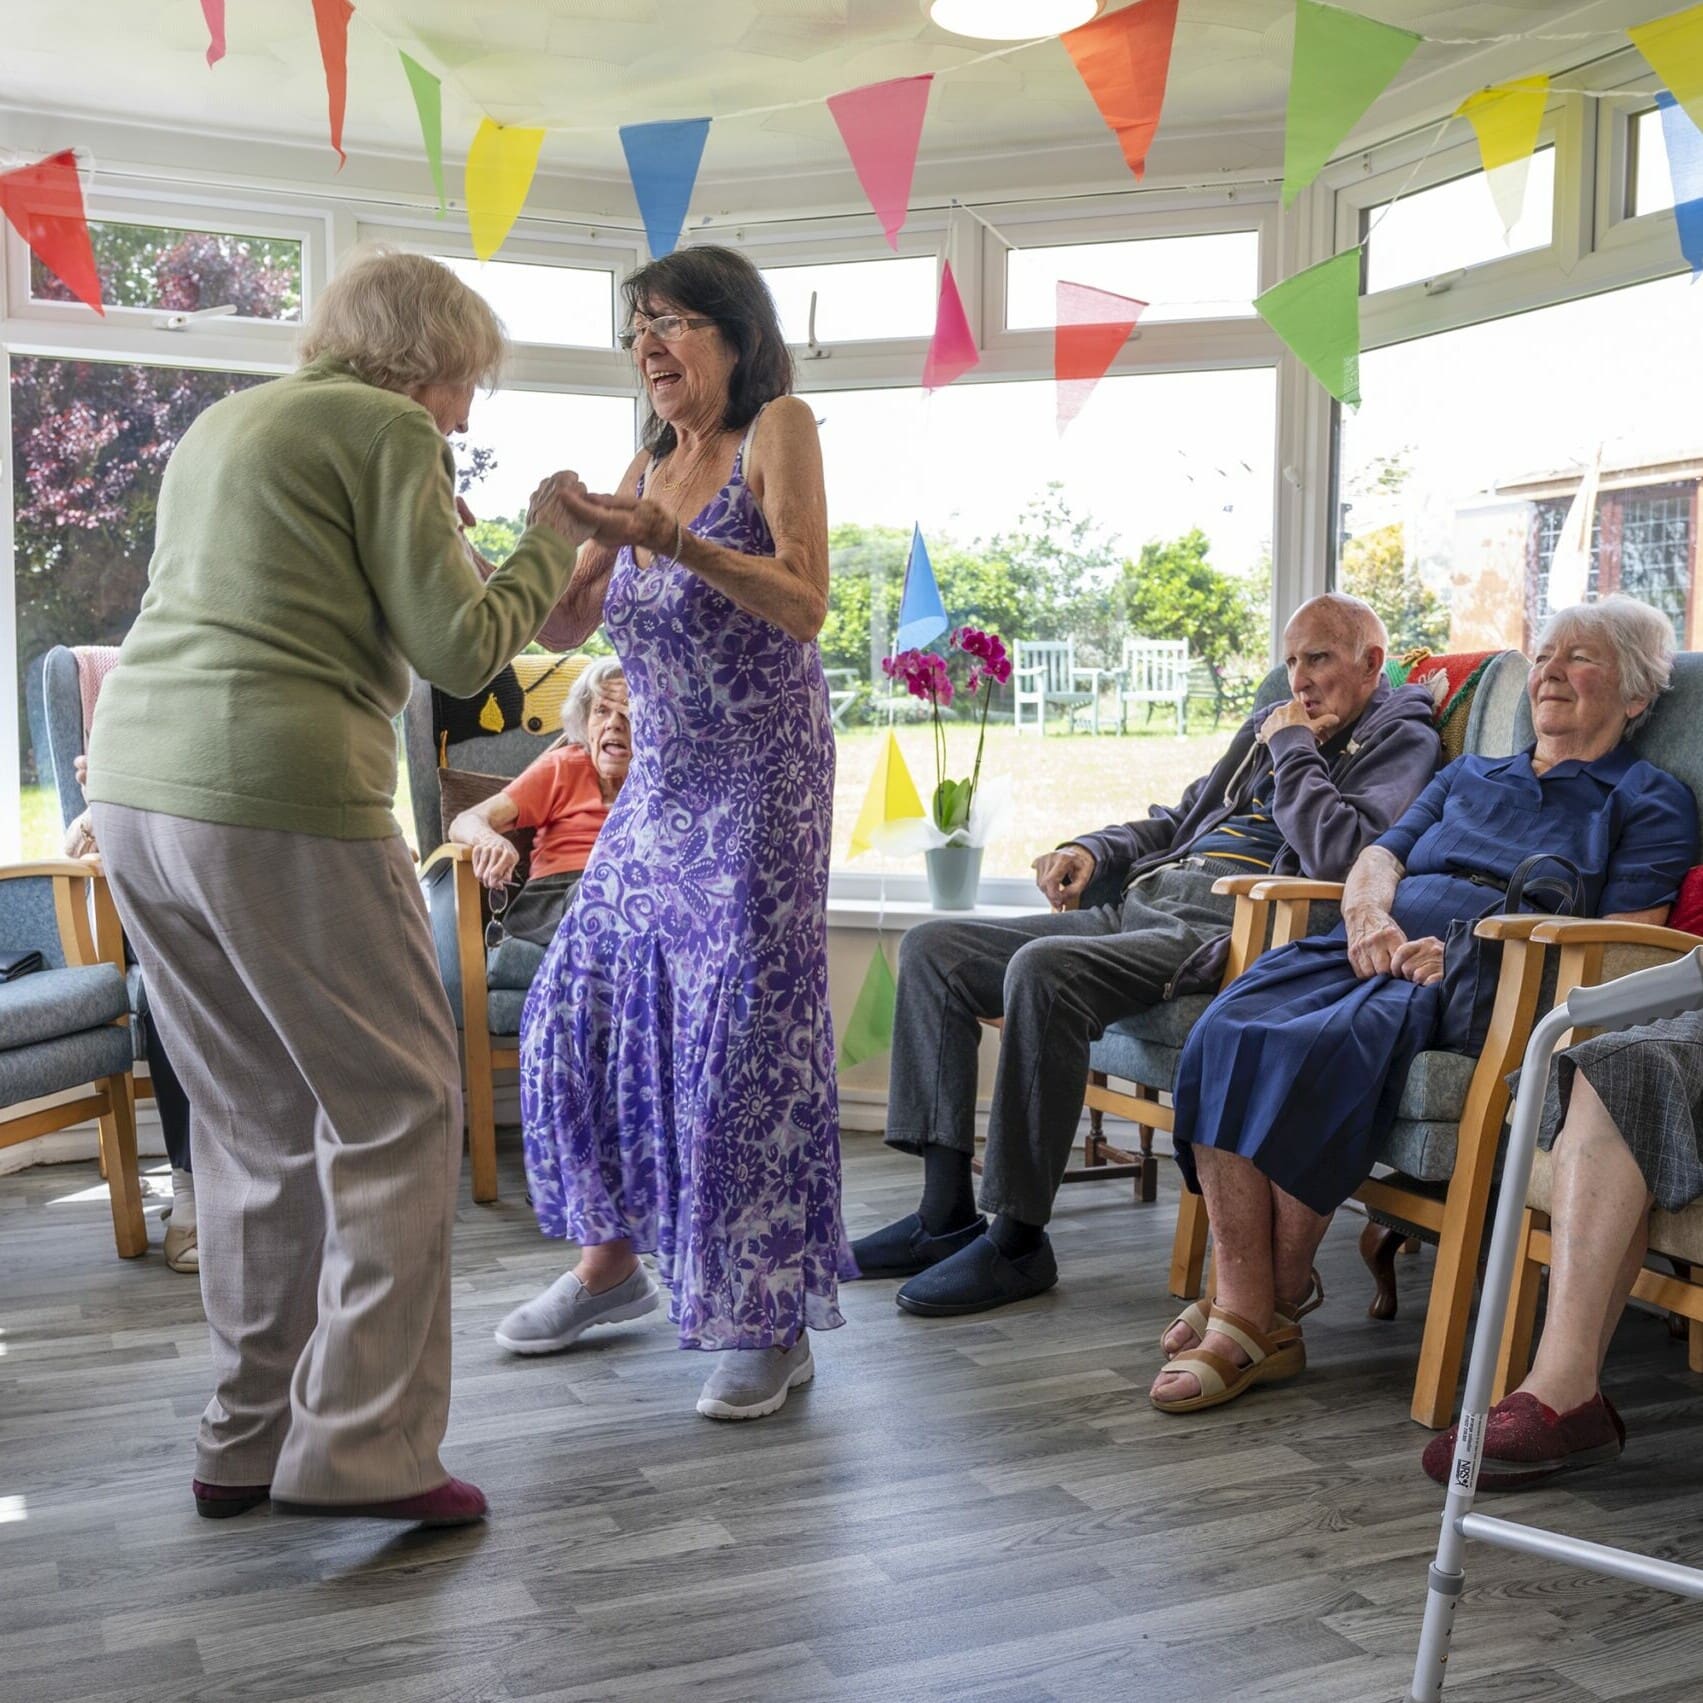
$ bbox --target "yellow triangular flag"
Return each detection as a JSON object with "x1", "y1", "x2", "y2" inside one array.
[
  {"x1": 848, "y1": 731, "x2": 925, "y2": 857},
  {"x1": 1632, "y1": 3, "x2": 1703, "y2": 139},
  {"x1": 1456, "y1": 76, "x2": 1548, "y2": 234},
  {"x1": 466, "y1": 118, "x2": 545, "y2": 261}
]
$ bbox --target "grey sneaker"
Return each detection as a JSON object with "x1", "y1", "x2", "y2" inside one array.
[
  {"x1": 695, "y1": 1334, "x2": 814, "y2": 1421},
  {"x1": 493, "y1": 1265, "x2": 660, "y2": 1355}
]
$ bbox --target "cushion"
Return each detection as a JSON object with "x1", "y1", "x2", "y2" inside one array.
[
  {"x1": 1090, "y1": 996, "x2": 1214, "y2": 1092},
  {"x1": 438, "y1": 767, "x2": 534, "y2": 893},
  {"x1": 1395, "y1": 1050, "x2": 1476, "y2": 1124},
  {"x1": 1389, "y1": 649, "x2": 1505, "y2": 761},
  {"x1": 1669, "y1": 866, "x2": 1703, "y2": 939},
  {"x1": 487, "y1": 987, "x2": 528, "y2": 1037},
  {"x1": 0, "y1": 875, "x2": 68, "y2": 971},
  {"x1": 0, "y1": 1023, "x2": 133, "y2": 1108},
  {"x1": 1377, "y1": 1120, "x2": 1461, "y2": 1182},
  {"x1": 432, "y1": 653, "x2": 594, "y2": 747},
  {"x1": 0, "y1": 964, "x2": 127, "y2": 1051},
  {"x1": 486, "y1": 936, "x2": 547, "y2": 992}
]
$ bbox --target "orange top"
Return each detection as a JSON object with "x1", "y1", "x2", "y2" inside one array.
[{"x1": 504, "y1": 745, "x2": 611, "y2": 880}]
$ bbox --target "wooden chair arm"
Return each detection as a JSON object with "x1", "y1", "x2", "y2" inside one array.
[
  {"x1": 1471, "y1": 915, "x2": 1558, "y2": 942},
  {"x1": 1247, "y1": 878, "x2": 1346, "y2": 902},
  {"x1": 0, "y1": 858, "x2": 99, "y2": 880},
  {"x1": 1528, "y1": 919, "x2": 1702, "y2": 953},
  {"x1": 1210, "y1": 875, "x2": 1274, "y2": 897},
  {"x1": 419, "y1": 841, "x2": 472, "y2": 878}
]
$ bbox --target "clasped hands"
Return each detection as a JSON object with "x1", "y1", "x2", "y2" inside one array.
[
  {"x1": 1346, "y1": 908, "x2": 1445, "y2": 985},
  {"x1": 524, "y1": 476, "x2": 680, "y2": 561}
]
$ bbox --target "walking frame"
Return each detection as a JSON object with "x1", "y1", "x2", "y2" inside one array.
[{"x1": 1410, "y1": 945, "x2": 1703, "y2": 1701}]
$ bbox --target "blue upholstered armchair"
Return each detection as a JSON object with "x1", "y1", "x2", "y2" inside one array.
[{"x1": 0, "y1": 857, "x2": 146, "y2": 1256}]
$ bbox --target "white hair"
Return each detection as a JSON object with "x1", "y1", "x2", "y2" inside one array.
[
  {"x1": 1536, "y1": 594, "x2": 1675, "y2": 734},
  {"x1": 560, "y1": 656, "x2": 626, "y2": 748}
]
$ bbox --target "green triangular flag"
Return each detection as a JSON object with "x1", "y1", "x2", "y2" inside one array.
[
  {"x1": 400, "y1": 52, "x2": 447, "y2": 218},
  {"x1": 1255, "y1": 249, "x2": 1362, "y2": 407},
  {"x1": 837, "y1": 940, "x2": 897, "y2": 1069},
  {"x1": 1283, "y1": 0, "x2": 1421, "y2": 207}
]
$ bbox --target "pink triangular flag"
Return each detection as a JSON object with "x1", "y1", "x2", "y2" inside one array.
[
  {"x1": 922, "y1": 261, "x2": 978, "y2": 391},
  {"x1": 1055, "y1": 280, "x2": 1145, "y2": 434},
  {"x1": 199, "y1": 0, "x2": 226, "y2": 66},
  {"x1": 827, "y1": 74, "x2": 933, "y2": 250}
]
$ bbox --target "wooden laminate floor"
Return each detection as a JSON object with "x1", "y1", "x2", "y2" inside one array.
[{"x1": 5, "y1": 1136, "x2": 1703, "y2": 1703}]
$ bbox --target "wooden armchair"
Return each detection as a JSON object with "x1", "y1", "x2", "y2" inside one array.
[
  {"x1": 1494, "y1": 915, "x2": 1703, "y2": 1400},
  {"x1": 403, "y1": 654, "x2": 595, "y2": 1204},
  {"x1": 0, "y1": 859, "x2": 146, "y2": 1257}
]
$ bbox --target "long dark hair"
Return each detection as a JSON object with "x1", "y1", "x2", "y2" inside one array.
[{"x1": 622, "y1": 245, "x2": 793, "y2": 459}]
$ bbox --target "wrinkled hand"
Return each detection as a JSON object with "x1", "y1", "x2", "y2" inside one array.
[
  {"x1": 1346, "y1": 908, "x2": 1407, "y2": 978},
  {"x1": 471, "y1": 835, "x2": 519, "y2": 892},
  {"x1": 1033, "y1": 845, "x2": 1097, "y2": 911},
  {"x1": 559, "y1": 489, "x2": 675, "y2": 558},
  {"x1": 73, "y1": 754, "x2": 89, "y2": 789},
  {"x1": 526, "y1": 472, "x2": 596, "y2": 549},
  {"x1": 1391, "y1": 934, "x2": 1446, "y2": 986},
  {"x1": 1259, "y1": 695, "x2": 1341, "y2": 744}
]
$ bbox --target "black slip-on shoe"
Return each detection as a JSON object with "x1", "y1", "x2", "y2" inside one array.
[
  {"x1": 895, "y1": 1231, "x2": 1058, "y2": 1317},
  {"x1": 850, "y1": 1212, "x2": 988, "y2": 1279}
]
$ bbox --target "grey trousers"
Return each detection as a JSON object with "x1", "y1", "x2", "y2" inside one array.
[
  {"x1": 886, "y1": 864, "x2": 1238, "y2": 1226},
  {"x1": 92, "y1": 805, "x2": 464, "y2": 1502}
]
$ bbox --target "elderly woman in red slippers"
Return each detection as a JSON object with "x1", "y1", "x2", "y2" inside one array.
[
  {"x1": 1424, "y1": 1005, "x2": 1703, "y2": 1488},
  {"x1": 1153, "y1": 596, "x2": 1697, "y2": 1416}
]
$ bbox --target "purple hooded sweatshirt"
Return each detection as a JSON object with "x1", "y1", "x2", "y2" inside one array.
[{"x1": 1069, "y1": 678, "x2": 1442, "y2": 989}]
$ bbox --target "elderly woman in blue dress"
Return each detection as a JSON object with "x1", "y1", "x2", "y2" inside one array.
[{"x1": 1153, "y1": 595, "x2": 1698, "y2": 1414}]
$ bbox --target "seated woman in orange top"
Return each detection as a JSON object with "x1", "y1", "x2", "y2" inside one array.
[{"x1": 448, "y1": 656, "x2": 630, "y2": 947}]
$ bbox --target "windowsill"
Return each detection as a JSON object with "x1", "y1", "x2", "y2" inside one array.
[{"x1": 826, "y1": 896, "x2": 1037, "y2": 931}]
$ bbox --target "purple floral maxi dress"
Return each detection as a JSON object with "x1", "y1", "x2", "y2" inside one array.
[{"x1": 520, "y1": 425, "x2": 852, "y2": 1350}]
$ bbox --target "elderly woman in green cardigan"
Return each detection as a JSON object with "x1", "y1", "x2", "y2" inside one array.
[{"x1": 87, "y1": 247, "x2": 594, "y2": 1529}]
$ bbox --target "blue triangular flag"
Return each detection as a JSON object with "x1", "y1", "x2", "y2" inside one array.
[
  {"x1": 619, "y1": 118, "x2": 711, "y2": 259},
  {"x1": 895, "y1": 525, "x2": 948, "y2": 652},
  {"x1": 1657, "y1": 92, "x2": 1703, "y2": 277}
]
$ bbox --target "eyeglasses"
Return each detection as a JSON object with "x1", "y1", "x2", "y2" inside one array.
[{"x1": 618, "y1": 314, "x2": 714, "y2": 351}]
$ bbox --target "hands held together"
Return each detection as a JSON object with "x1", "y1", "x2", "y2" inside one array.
[
  {"x1": 1346, "y1": 907, "x2": 1444, "y2": 985},
  {"x1": 526, "y1": 474, "x2": 680, "y2": 560}
]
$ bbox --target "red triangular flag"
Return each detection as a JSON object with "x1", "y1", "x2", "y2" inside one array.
[
  {"x1": 312, "y1": 0, "x2": 355, "y2": 168},
  {"x1": 1061, "y1": 0, "x2": 1180, "y2": 181},
  {"x1": 922, "y1": 260, "x2": 978, "y2": 391},
  {"x1": 0, "y1": 151, "x2": 103, "y2": 316},
  {"x1": 200, "y1": 0, "x2": 226, "y2": 66},
  {"x1": 827, "y1": 74, "x2": 933, "y2": 251},
  {"x1": 1055, "y1": 280, "x2": 1145, "y2": 434}
]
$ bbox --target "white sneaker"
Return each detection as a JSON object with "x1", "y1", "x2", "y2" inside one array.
[
  {"x1": 695, "y1": 1335, "x2": 814, "y2": 1421},
  {"x1": 493, "y1": 1265, "x2": 660, "y2": 1355}
]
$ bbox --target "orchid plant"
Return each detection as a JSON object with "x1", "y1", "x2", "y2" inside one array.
[{"x1": 881, "y1": 626, "x2": 1013, "y2": 845}]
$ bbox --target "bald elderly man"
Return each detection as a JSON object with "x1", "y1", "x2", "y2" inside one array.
[{"x1": 853, "y1": 594, "x2": 1443, "y2": 1317}]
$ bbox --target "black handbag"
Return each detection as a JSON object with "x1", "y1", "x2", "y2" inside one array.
[
  {"x1": 1435, "y1": 853, "x2": 1584, "y2": 1054},
  {"x1": 0, "y1": 948, "x2": 45, "y2": 982}
]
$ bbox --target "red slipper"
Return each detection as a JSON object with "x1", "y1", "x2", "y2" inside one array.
[
  {"x1": 1423, "y1": 1392, "x2": 1626, "y2": 1491},
  {"x1": 192, "y1": 1479, "x2": 271, "y2": 1519},
  {"x1": 272, "y1": 1476, "x2": 487, "y2": 1527}
]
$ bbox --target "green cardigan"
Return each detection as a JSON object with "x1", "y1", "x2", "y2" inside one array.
[{"x1": 87, "y1": 357, "x2": 579, "y2": 839}]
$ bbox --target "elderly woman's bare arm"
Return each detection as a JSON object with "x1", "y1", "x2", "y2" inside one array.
[
  {"x1": 566, "y1": 399, "x2": 830, "y2": 644},
  {"x1": 449, "y1": 791, "x2": 522, "y2": 890},
  {"x1": 1343, "y1": 844, "x2": 1407, "y2": 978}
]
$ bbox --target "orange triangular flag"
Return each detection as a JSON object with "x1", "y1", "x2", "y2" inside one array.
[
  {"x1": 0, "y1": 151, "x2": 103, "y2": 315},
  {"x1": 1055, "y1": 280, "x2": 1146, "y2": 434},
  {"x1": 1061, "y1": 0, "x2": 1180, "y2": 182},
  {"x1": 312, "y1": 0, "x2": 355, "y2": 169}
]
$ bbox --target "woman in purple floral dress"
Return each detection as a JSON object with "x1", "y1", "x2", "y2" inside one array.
[{"x1": 498, "y1": 247, "x2": 851, "y2": 1420}]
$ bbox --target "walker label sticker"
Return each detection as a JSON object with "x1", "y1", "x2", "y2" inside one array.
[{"x1": 1454, "y1": 1410, "x2": 1483, "y2": 1494}]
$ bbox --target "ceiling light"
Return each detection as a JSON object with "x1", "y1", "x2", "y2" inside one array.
[{"x1": 927, "y1": 0, "x2": 1104, "y2": 43}]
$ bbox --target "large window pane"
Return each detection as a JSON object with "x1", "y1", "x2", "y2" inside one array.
[
  {"x1": 1006, "y1": 231, "x2": 1260, "y2": 327},
  {"x1": 11, "y1": 357, "x2": 269, "y2": 856},
  {"x1": 761, "y1": 257, "x2": 938, "y2": 344},
  {"x1": 31, "y1": 219, "x2": 302, "y2": 321},
  {"x1": 1339, "y1": 274, "x2": 1703, "y2": 661},
  {"x1": 809, "y1": 369, "x2": 1276, "y2": 878},
  {"x1": 1363, "y1": 148, "x2": 1554, "y2": 293},
  {"x1": 436, "y1": 256, "x2": 615, "y2": 348}
]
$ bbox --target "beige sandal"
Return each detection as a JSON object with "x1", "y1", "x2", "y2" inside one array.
[
  {"x1": 1150, "y1": 1304, "x2": 1306, "y2": 1414},
  {"x1": 1161, "y1": 1267, "x2": 1323, "y2": 1360}
]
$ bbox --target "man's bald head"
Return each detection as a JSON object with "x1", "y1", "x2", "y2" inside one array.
[{"x1": 1278, "y1": 594, "x2": 1389, "y2": 735}]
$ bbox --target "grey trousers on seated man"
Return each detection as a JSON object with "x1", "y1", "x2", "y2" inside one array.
[{"x1": 858, "y1": 857, "x2": 1244, "y2": 1315}]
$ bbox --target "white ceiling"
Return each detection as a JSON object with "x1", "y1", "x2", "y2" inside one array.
[{"x1": 0, "y1": 0, "x2": 1652, "y2": 187}]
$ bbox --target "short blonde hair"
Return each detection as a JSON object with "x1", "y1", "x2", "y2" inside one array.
[{"x1": 300, "y1": 245, "x2": 505, "y2": 394}]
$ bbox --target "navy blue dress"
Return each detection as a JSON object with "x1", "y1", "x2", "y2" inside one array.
[{"x1": 1172, "y1": 745, "x2": 1698, "y2": 1215}]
